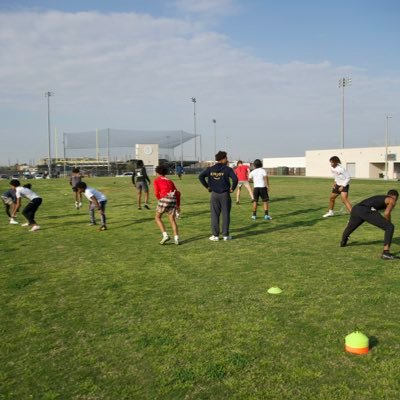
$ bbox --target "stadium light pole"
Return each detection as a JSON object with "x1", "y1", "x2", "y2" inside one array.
[
  {"x1": 212, "y1": 119, "x2": 217, "y2": 157},
  {"x1": 191, "y1": 97, "x2": 197, "y2": 162},
  {"x1": 338, "y1": 77, "x2": 351, "y2": 149},
  {"x1": 385, "y1": 115, "x2": 392, "y2": 180},
  {"x1": 44, "y1": 91, "x2": 54, "y2": 177}
]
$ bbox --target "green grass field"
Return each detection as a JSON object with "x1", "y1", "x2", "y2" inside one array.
[{"x1": 1, "y1": 176, "x2": 400, "y2": 399}]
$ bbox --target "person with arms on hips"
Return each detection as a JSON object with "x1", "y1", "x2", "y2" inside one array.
[
  {"x1": 249, "y1": 159, "x2": 272, "y2": 220},
  {"x1": 9, "y1": 180, "x2": 42, "y2": 232},
  {"x1": 234, "y1": 160, "x2": 254, "y2": 205},
  {"x1": 76, "y1": 182, "x2": 107, "y2": 231},
  {"x1": 132, "y1": 160, "x2": 151, "y2": 210},
  {"x1": 69, "y1": 167, "x2": 83, "y2": 209},
  {"x1": 199, "y1": 151, "x2": 238, "y2": 241},
  {"x1": 323, "y1": 156, "x2": 352, "y2": 218},
  {"x1": 153, "y1": 165, "x2": 181, "y2": 245},
  {"x1": 1, "y1": 187, "x2": 19, "y2": 224},
  {"x1": 341, "y1": 189, "x2": 399, "y2": 260}
]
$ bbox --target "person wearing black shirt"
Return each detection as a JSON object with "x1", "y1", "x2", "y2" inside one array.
[
  {"x1": 199, "y1": 151, "x2": 238, "y2": 241},
  {"x1": 132, "y1": 160, "x2": 151, "y2": 210},
  {"x1": 341, "y1": 189, "x2": 399, "y2": 260}
]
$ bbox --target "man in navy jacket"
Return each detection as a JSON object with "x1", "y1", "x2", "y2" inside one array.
[{"x1": 199, "y1": 151, "x2": 238, "y2": 241}]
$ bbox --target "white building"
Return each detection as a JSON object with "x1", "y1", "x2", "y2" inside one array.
[{"x1": 306, "y1": 146, "x2": 400, "y2": 179}]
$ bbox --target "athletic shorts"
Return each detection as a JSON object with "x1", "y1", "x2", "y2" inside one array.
[
  {"x1": 253, "y1": 187, "x2": 269, "y2": 202},
  {"x1": 238, "y1": 181, "x2": 251, "y2": 189},
  {"x1": 1, "y1": 196, "x2": 14, "y2": 206},
  {"x1": 156, "y1": 195, "x2": 177, "y2": 215},
  {"x1": 136, "y1": 181, "x2": 149, "y2": 192},
  {"x1": 332, "y1": 184, "x2": 350, "y2": 194}
]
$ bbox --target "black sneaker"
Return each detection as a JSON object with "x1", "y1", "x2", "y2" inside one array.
[
  {"x1": 381, "y1": 252, "x2": 400, "y2": 260},
  {"x1": 340, "y1": 237, "x2": 348, "y2": 247},
  {"x1": 144, "y1": 204, "x2": 150, "y2": 209}
]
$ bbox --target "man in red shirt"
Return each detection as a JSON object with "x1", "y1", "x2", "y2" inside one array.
[
  {"x1": 234, "y1": 160, "x2": 254, "y2": 204},
  {"x1": 154, "y1": 165, "x2": 181, "y2": 245}
]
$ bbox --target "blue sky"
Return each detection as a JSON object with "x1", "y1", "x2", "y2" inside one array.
[{"x1": 0, "y1": 0, "x2": 399, "y2": 164}]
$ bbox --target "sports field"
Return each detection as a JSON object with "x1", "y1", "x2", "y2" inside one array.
[{"x1": 1, "y1": 175, "x2": 400, "y2": 399}]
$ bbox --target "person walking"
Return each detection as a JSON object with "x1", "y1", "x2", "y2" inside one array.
[
  {"x1": 132, "y1": 160, "x2": 151, "y2": 210},
  {"x1": 199, "y1": 151, "x2": 238, "y2": 241},
  {"x1": 234, "y1": 160, "x2": 254, "y2": 204},
  {"x1": 323, "y1": 156, "x2": 352, "y2": 217},
  {"x1": 340, "y1": 189, "x2": 399, "y2": 260}
]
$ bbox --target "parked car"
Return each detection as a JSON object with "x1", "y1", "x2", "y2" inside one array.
[
  {"x1": 116, "y1": 172, "x2": 134, "y2": 177},
  {"x1": 0, "y1": 174, "x2": 8, "y2": 180},
  {"x1": 23, "y1": 174, "x2": 34, "y2": 179},
  {"x1": 34, "y1": 173, "x2": 44, "y2": 179},
  {"x1": 11, "y1": 174, "x2": 20, "y2": 179}
]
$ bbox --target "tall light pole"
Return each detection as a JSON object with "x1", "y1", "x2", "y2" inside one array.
[
  {"x1": 212, "y1": 119, "x2": 217, "y2": 157},
  {"x1": 191, "y1": 97, "x2": 197, "y2": 162},
  {"x1": 44, "y1": 91, "x2": 54, "y2": 177},
  {"x1": 385, "y1": 115, "x2": 392, "y2": 180},
  {"x1": 338, "y1": 77, "x2": 351, "y2": 149}
]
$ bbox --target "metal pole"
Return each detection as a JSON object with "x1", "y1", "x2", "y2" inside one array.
[
  {"x1": 107, "y1": 128, "x2": 111, "y2": 176},
  {"x1": 45, "y1": 91, "x2": 53, "y2": 177},
  {"x1": 191, "y1": 97, "x2": 197, "y2": 162},
  {"x1": 180, "y1": 130, "x2": 183, "y2": 167},
  {"x1": 63, "y1": 132, "x2": 66, "y2": 177},
  {"x1": 341, "y1": 82, "x2": 345, "y2": 149},
  {"x1": 385, "y1": 115, "x2": 392, "y2": 180},
  {"x1": 199, "y1": 134, "x2": 202, "y2": 164},
  {"x1": 212, "y1": 119, "x2": 217, "y2": 157}
]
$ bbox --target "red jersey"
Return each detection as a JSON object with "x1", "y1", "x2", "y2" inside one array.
[
  {"x1": 153, "y1": 176, "x2": 181, "y2": 206},
  {"x1": 235, "y1": 165, "x2": 250, "y2": 181}
]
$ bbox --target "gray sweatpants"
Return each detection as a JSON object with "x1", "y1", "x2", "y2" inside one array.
[{"x1": 210, "y1": 191, "x2": 232, "y2": 237}]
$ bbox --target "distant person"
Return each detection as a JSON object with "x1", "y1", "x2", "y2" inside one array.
[
  {"x1": 9, "y1": 180, "x2": 42, "y2": 232},
  {"x1": 76, "y1": 182, "x2": 107, "y2": 231},
  {"x1": 341, "y1": 189, "x2": 399, "y2": 260},
  {"x1": 199, "y1": 151, "x2": 238, "y2": 241},
  {"x1": 132, "y1": 160, "x2": 151, "y2": 210},
  {"x1": 153, "y1": 165, "x2": 181, "y2": 245},
  {"x1": 249, "y1": 159, "x2": 272, "y2": 220},
  {"x1": 176, "y1": 165, "x2": 184, "y2": 180},
  {"x1": 234, "y1": 160, "x2": 254, "y2": 204},
  {"x1": 1, "y1": 187, "x2": 19, "y2": 224},
  {"x1": 323, "y1": 156, "x2": 352, "y2": 217},
  {"x1": 69, "y1": 167, "x2": 83, "y2": 209}
]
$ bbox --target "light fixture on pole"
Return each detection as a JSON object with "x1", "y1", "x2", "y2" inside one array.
[
  {"x1": 338, "y1": 77, "x2": 351, "y2": 149},
  {"x1": 385, "y1": 114, "x2": 392, "y2": 180},
  {"x1": 44, "y1": 91, "x2": 54, "y2": 177},
  {"x1": 212, "y1": 119, "x2": 217, "y2": 157},
  {"x1": 191, "y1": 97, "x2": 197, "y2": 161}
]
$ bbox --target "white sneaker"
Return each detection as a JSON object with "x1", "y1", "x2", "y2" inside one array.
[
  {"x1": 30, "y1": 225, "x2": 40, "y2": 232},
  {"x1": 75, "y1": 201, "x2": 79, "y2": 209},
  {"x1": 174, "y1": 238, "x2": 180, "y2": 245},
  {"x1": 209, "y1": 235, "x2": 219, "y2": 241},
  {"x1": 160, "y1": 235, "x2": 170, "y2": 245},
  {"x1": 9, "y1": 218, "x2": 19, "y2": 225},
  {"x1": 223, "y1": 236, "x2": 233, "y2": 241},
  {"x1": 78, "y1": 202, "x2": 82, "y2": 208},
  {"x1": 323, "y1": 210, "x2": 334, "y2": 218},
  {"x1": 21, "y1": 222, "x2": 30, "y2": 227}
]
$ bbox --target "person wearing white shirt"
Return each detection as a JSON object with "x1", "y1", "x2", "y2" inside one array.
[
  {"x1": 10, "y1": 180, "x2": 42, "y2": 232},
  {"x1": 248, "y1": 159, "x2": 272, "y2": 221},
  {"x1": 76, "y1": 181, "x2": 107, "y2": 230},
  {"x1": 323, "y1": 156, "x2": 352, "y2": 218}
]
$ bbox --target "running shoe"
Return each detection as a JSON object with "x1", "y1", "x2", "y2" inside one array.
[
  {"x1": 160, "y1": 235, "x2": 170, "y2": 245},
  {"x1": 144, "y1": 204, "x2": 150, "y2": 209},
  {"x1": 264, "y1": 215, "x2": 272, "y2": 220},
  {"x1": 340, "y1": 237, "x2": 348, "y2": 247},
  {"x1": 223, "y1": 236, "x2": 233, "y2": 241},
  {"x1": 9, "y1": 218, "x2": 19, "y2": 225},
  {"x1": 251, "y1": 215, "x2": 257, "y2": 220},
  {"x1": 323, "y1": 210, "x2": 334, "y2": 218},
  {"x1": 21, "y1": 223, "x2": 30, "y2": 227},
  {"x1": 174, "y1": 238, "x2": 180, "y2": 245},
  {"x1": 381, "y1": 252, "x2": 400, "y2": 260},
  {"x1": 209, "y1": 235, "x2": 219, "y2": 241},
  {"x1": 99, "y1": 225, "x2": 107, "y2": 231},
  {"x1": 29, "y1": 225, "x2": 40, "y2": 232}
]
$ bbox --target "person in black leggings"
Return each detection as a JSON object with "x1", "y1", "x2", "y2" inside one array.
[{"x1": 341, "y1": 189, "x2": 399, "y2": 260}]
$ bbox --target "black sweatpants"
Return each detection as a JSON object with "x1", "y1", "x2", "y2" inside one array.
[
  {"x1": 210, "y1": 191, "x2": 232, "y2": 237},
  {"x1": 22, "y1": 198, "x2": 42, "y2": 225},
  {"x1": 342, "y1": 205, "x2": 394, "y2": 246}
]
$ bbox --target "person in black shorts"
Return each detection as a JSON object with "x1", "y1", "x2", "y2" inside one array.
[
  {"x1": 249, "y1": 159, "x2": 271, "y2": 220},
  {"x1": 340, "y1": 189, "x2": 399, "y2": 260},
  {"x1": 132, "y1": 160, "x2": 151, "y2": 210}
]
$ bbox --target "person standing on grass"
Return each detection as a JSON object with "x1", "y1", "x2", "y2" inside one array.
[
  {"x1": 199, "y1": 151, "x2": 238, "y2": 241},
  {"x1": 1, "y1": 187, "x2": 19, "y2": 224},
  {"x1": 132, "y1": 160, "x2": 151, "y2": 210},
  {"x1": 341, "y1": 189, "x2": 399, "y2": 260},
  {"x1": 249, "y1": 159, "x2": 272, "y2": 221},
  {"x1": 234, "y1": 160, "x2": 254, "y2": 205},
  {"x1": 9, "y1": 180, "x2": 42, "y2": 232},
  {"x1": 154, "y1": 165, "x2": 181, "y2": 245},
  {"x1": 323, "y1": 156, "x2": 352, "y2": 218},
  {"x1": 76, "y1": 182, "x2": 107, "y2": 231},
  {"x1": 69, "y1": 167, "x2": 83, "y2": 209}
]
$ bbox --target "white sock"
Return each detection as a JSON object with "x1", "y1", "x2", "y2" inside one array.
[
  {"x1": 174, "y1": 235, "x2": 179, "y2": 240},
  {"x1": 163, "y1": 232, "x2": 168, "y2": 237}
]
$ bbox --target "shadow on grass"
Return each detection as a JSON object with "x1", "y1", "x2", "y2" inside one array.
[
  {"x1": 270, "y1": 196, "x2": 296, "y2": 203},
  {"x1": 234, "y1": 217, "x2": 322, "y2": 239},
  {"x1": 179, "y1": 234, "x2": 208, "y2": 244},
  {"x1": 181, "y1": 209, "x2": 211, "y2": 218},
  {"x1": 369, "y1": 336, "x2": 379, "y2": 349},
  {"x1": 278, "y1": 206, "x2": 325, "y2": 218}
]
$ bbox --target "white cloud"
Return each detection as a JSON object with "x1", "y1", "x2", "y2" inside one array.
[
  {"x1": 174, "y1": 0, "x2": 238, "y2": 15},
  {"x1": 0, "y1": 10, "x2": 399, "y2": 164}
]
